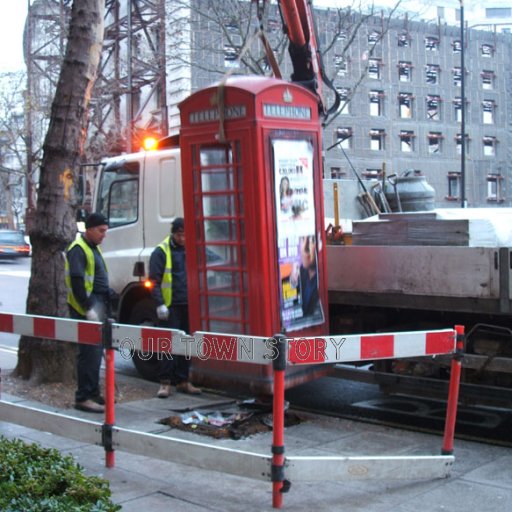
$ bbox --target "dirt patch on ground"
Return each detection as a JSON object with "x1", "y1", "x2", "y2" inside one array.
[
  {"x1": 1, "y1": 370, "x2": 156, "y2": 410},
  {"x1": 160, "y1": 410, "x2": 303, "y2": 439},
  {"x1": 158, "y1": 398, "x2": 304, "y2": 440}
]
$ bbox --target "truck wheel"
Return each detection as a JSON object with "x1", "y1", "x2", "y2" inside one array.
[{"x1": 129, "y1": 298, "x2": 160, "y2": 382}]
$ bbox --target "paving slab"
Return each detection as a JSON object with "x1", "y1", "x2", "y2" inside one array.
[
  {"x1": 2, "y1": 375, "x2": 512, "y2": 511},
  {"x1": 462, "y1": 454, "x2": 512, "y2": 489},
  {"x1": 393, "y1": 479, "x2": 510, "y2": 512}
]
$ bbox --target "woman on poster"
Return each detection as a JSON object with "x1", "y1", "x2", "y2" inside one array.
[
  {"x1": 291, "y1": 235, "x2": 320, "y2": 317},
  {"x1": 279, "y1": 176, "x2": 294, "y2": 215}
]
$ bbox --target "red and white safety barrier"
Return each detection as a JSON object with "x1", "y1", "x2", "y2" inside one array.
[
  {"x1": 287, "y1": 329, "x2": 456, "y2": 364},
  {"x1": 112, "y1": 324, "x2": 457, "y2": 366},
  {"x1": 0, "y1": 312, "x2": 102, "y2": 345},
  {"x1": 0, "y1": 310, "x2": 464, "y2": 509},
  {"x1": 0, "y1": 312, "x2": 457, "y2": 365}
]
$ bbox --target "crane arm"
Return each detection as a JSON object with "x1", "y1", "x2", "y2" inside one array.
[{"x1": 275, "y1": 0, "x2": 340, "y2": 120}]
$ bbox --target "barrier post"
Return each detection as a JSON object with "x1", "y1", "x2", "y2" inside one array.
[
  {"x1": 442, "y1": 325, "x2": 465, "y2": 455},
  {"x1": 102, "y1": 318, "x2": 115, "y2": 468},
  {"x1": 271, "y1": 334, "x2": 289, "y2": 509}
]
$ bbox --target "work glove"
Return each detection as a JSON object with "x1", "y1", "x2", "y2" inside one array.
[
  {"x1": 85, "y1": 308, "x2": 100, "y2": 322},
  {"x1": 156, "y1": 304, "x2": 169, "y2": 320}
]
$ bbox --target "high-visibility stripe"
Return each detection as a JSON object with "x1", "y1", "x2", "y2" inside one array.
[
  {"x1": 0, "y1": 312, "x2": 14, "y2": 333},
  {"x1": 361, "y1": 334, "x2": 394, "y2": 360},
  {"x1": 34, "y1": 317, "x2": 56, "y2": 339},
  {"x1": 426, "y1": 330, "x2": 455, "y2": 354},
  {"x1": 77, "y1": 321, "x2": 102, "y2": 345}
]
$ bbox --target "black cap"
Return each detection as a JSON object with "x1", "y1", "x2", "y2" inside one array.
[
  {"x1": 85, "y1": 212, "x2": 109, "y2": 229},
  {"x1": 171, "y1": 217, "x2": 184, "y2": 233}
]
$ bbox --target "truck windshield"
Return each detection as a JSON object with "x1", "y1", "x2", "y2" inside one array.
[{"x1": 97, "y1": 161, "x2": 140, "y2": 228}]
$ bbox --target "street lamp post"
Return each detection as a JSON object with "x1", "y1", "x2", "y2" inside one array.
[{"x1": 460, "y1": 0, "x2": 466, "y2": 208}]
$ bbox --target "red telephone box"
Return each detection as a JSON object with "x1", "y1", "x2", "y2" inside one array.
[{"x1": 179, "y1": 76, "x2": 329, "y2": 393}]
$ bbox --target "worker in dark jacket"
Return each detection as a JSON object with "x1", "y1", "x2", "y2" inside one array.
[
  {"x1": 65, "y1": 212, "x2": 110, "y2": 413},
  {"x1": 149, "y1": 217, "x2": 201, "y2": 397}
]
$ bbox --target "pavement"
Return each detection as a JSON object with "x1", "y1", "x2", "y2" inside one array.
[{"x1": 1, "y1": 371, "x2": 512, "y2": 511}]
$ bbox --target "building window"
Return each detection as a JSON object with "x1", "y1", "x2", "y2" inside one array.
[
  {"x1": 426, "y1": 95, "x2": 441, "y2": 121},
  {"x1": 447, "y1": 172, "x2": 461, "y2": 200},
  {"x1": 425, "y1": 36, "x2": 439, "y2": 51},
  {"x1": 369, "y1": 129, "x2": 385, "y2": 150},
  {"x1": 368, "y1": 30, "x2": 381, "y2": 44},
  {"x1": 481, "y1": 44, "x2": 494, "y2": 57},
  {"x1": 363, "y1": 168, "x2": 382, "y2": 179},
  {"x1": 336, "y1": 127, "x2": 352, "y2": 149},
  {"x1": 224, "y1": 45, "x2": 238, "y2": 68},
  {"x1": 483, "y1": 100, "x2": 496, "y2": 124},
  {"x1": 266, "y1": 18, "x2": 281, "y2": 33},
  {"x1": 487, "y1": 174, "x2": 504, "y2": 202},
  {"x1": 455, "y1": 133, "x2": 469, "y2": 154},
  {"x1": 369, "y1": 90, "x2": 384, "y2": 116},
  {"x1": 453, "y1": 98, "x2": 463, "y2": 122},
  {"x1": 368, "y1": 58, "x2": 382, "y2": 79},
  {"x1": 453, "y1": 67, "x2": 462, "y2": 87},
  {"x1": 427, "y1": 132, "x2": 443, "y2": 154},
  {"x1": 334, "y1": 54, "x2": 348, "y2": 76},
  {"x1": 425, "y1": 64, "x2": 440, "y2": 84},
  {"x1": 398, "y1": 61, "x2": 413, "y2": 82},
  {"x1": 398, "y1": 92, "x2": 413, "y2": 118},
  {"x1": 399, "y1": 130, "x2": 415, "y2": 152},
  {"x1": 483, "y1": 136, "x2": 497, "y2": 156},
  {"x1": 330, "y1": 167, "x2": 346, "y2": 179},
  {"x1": 336, "y1": 31, "x2": 348, "y2": 42},
  {"x1": 338, "y1": 87, "x2": 350, "y2": 114},
  {"x1": 481, "y1": 70, "x2": 495, "y2": 90},
  {"x1": 452, "y1": 40, "x2": 462, "y2": 53},
  {"x1": 398, "y1": 31, "x2": 410, "y2": 47}
]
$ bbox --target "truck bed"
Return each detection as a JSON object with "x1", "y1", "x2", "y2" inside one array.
[{"x1": 327, "y1": 245, "x2": 512, "y2": 316}]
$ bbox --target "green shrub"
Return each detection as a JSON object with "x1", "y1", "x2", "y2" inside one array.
[{"x1": 0, "y1": 436, "x2": 121, "y2": 512}]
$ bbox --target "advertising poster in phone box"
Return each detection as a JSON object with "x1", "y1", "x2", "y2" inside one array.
[{"x1": 273, "y1": 139, "x2": 324, "y2": 332}]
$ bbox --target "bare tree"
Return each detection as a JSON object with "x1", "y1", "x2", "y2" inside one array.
[
  {"x1": 167, "y1": 0, "x2": 288, "y2": 80},
  {"x1": 15, "y1": 0, "x2": 105, "y2": 384},
  {"x1": 167, "y1": 1, "x2": 401, "y2": 124},
  {"x1": 0, "y1": 72, "x2": 30, "y2": 229}
]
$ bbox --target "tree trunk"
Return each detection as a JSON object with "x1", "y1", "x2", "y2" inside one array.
[{"x1": 15, "y1": 0, "x2": 105, "y2": 384}]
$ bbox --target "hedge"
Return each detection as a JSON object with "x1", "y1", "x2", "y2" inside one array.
[{"x1": 0, "y1": 436, "x2": 121, "y2": 511}]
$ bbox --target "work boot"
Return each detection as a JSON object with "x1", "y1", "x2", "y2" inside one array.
[
  {"x1": 92, "y1": 395, "x2": 117, "y2": 405},
  {"x1": 176, "y1": 381, "x2": 202, "y2": 395},
  {"x1": 91, "y1": 395, "x2": 105, "y2": 405},
  {"x1": 75, "y1": 399, "x2": 105, "y2": 413},
  {"x1": 157, "y1": 383, "x2": 172, "y2": 398}
]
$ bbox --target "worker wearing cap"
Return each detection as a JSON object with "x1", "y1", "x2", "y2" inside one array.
[
  {"x1": 65, "y1": 212, "x2": 110, "y2": 413},
  {"x1": 149, "y1": 217, "x2": 201, "y2": 397}
]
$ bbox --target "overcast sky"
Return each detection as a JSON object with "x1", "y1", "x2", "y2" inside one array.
[
  {"x1": 0, "y1": 1, "x2": 436, "y2": 74},
  {"x1": 0, "y1": 1, "x2": 28, "y2": 73}
]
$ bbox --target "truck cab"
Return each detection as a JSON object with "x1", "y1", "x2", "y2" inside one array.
[{"x1": 92, "y1": 139, "x2": 183, "y2": 339}]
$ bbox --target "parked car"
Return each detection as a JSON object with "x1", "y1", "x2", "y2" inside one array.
[{"x1": 0, "y1": 230, "x2": 31, "y2": 259}]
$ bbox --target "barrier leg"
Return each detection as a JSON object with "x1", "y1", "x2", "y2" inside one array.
[
  {"x1": 104, "y1": 347, "x2": 116, "y2": 467},
  {"x1": 271, "y1": 334, "x2": 289, "y2": 509},
  {"x1": 102, "y1": 319, "x2": 115, "y2": 468},
  {"x1": 442, "y1": 325, "x2": 464, "y2": 455}
]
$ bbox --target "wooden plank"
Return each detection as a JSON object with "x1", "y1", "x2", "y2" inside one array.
[{"x1": 352, "y1": 219, "x2": 469, "y2": 246}]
